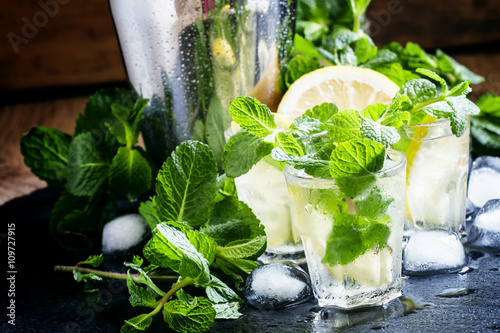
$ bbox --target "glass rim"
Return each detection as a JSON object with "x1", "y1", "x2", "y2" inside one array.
[
  {"x1": 283, "y1": 149, "x2": 407, "y2": 181},
  {"x1": 403, "y1": 118, "x2": 450, "y2": 129}
]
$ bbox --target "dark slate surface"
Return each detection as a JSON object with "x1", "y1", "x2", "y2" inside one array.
[{"x1": 1, "y1": 188, "x2": 500, "y2": 333}]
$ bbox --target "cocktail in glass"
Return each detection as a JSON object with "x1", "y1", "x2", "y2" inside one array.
[
  {"x1": 283, "y1": 150, "x2": 406, "y2": 308},
  {"x1": 395, "y1": 119, "x2": 470, "y2": 274}
]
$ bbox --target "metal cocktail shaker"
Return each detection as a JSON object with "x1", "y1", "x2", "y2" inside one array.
[{"x1": 109, "y1": 0, "x2": 295, "y2": 166}]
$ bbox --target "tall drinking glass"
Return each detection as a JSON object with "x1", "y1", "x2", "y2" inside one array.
[
  {"x1": 284, "y1": 150, "x2": 406, "y2": 308},
  {"x1": 109, "y1": 0, "x2": 295, "y2": 166},
  {"x1": 395, "y1": 119, "x2": 470, "y2": 275}
]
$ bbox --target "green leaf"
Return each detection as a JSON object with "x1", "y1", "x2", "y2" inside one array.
[
  {"x1": 73, "y1": 268, "x2": 103, "y2": 293},
  {"x1": 20, "y1": 126, "x2": 71, "y2": 186},
  {"x1": 303, "y1": 102, "x2": 339, "y2": 122},
  {"x1": 108, "y1": 147, "x2": 152, "y2": 199},
  {"x1": 185, "y1": 230, "x2": 218, "y2": 266},
  {"x1": 144, "y1": 223, "x2": 211, "y2": 286},
  {"x1": 50, "y1": 190, "x2": 115, "y2": 251},
  {"x1": 359, "y1": 117, "x2": 400, "y2": 148},
  {"x1": 415, "y1": 68, "x2": 448, "y2": 92},
  {"x1": 67, "y1": 132, "x2": 110, "y2": 196},
  {"x1": 322, "y1": 212, "x2": 391, "y2": 266},
  {"x1": 155, "y1": 141, "x2": 218, "y2": 227},
  {"x1": 435, "y1": 49, "x2": 484, "y2": 85},
  {"x1": 205, "y1": 275, "x2": 241, "y2": 304},
  {"x1": 477, "y1": 93, "x2": 500, "y2": 117},
  {"x1": 329, "y1": 138, "x2": 386, "y2": 178},
  {"x1": 399, "y1": 79, "x2": 437, "y2": 107},
  {"x1": 138, "y1": 199, "x2": 161, "y2": 230},
  {"x1": 272, "y1": 147, "x2": 331, "y2": 179},
  {"x1": 163, "y1": 298, "x2": 216, "y2": 333},
  {"x1": 293, "y1": 34, "x2": 324, "y2": 59},
  {"x1": 106, "y1": 98, "x2": 148, "y2": 147},
  {"x1": 276, "y1": 132, "x2": 304, "y2": 157},
  {"x1": 202, "y1": 196, "x2": 265, "y2": 248},
  {"x1": 215, "y1": 175, "x2": 237, "y2": 203},
  {"x1": 326, "y1": 109, "x2": 362, "y2": 142},
  {"x1": 285, "y1": 55, "x2": 321, "y2": 87},
  {"x1": 212, "y1": 302, "x2": 242, "y2": 320},
  {"x1": 353, "y1": 186, "x2": 394, "y2": 219},
  {"x1": 124, "y1": 262, "x2": 166, "y2": 297},
  {"x1": 331, "y1": 25, "x2": 360, "y2": 51},
  {"x1": 214, "y1": 257, "x2": 260, "y2": 289},
  {"x1": 217, "y1": 236, "x2": 267, "y2": 260},
  {"x1": 360, "y1": 49, "x2": 397, "y2": 69},
  {"x1": 289, "y1": 116, "x2": 326, "y2": 137},
  {"x1": 471, "y1": 115, "x2": 500, "y2": 156},
  {"x1": 354, "y1": 35, "x2": 378, "y2": 64},
  {"x1": 126, "y1": 271, "x2": 158, "y2": 308},
  {"x1": 228, "y1": 97, "x2": 277, "y2": 138},
  {"x1": 122, "y1": 313, "x2": 153, "y2": 332},
  {"x1": 205, "y1": 95, "x2": 232, "y2": 169},
  {"x1": 222, "y1": 130, "x2": 275, "y2": 178},
  {"x1": 78, "y1": 254, "x2": 103, "y2": 268}
]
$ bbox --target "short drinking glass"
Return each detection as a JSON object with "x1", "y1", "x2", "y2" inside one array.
[{"x1": 284, "y1": 150, "x2": 406, "y2": 308}]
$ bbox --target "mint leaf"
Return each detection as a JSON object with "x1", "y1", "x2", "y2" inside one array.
[
  {"x1": 353, "y1": 186, "x2": 394, "y2": 219},
  {"x1": 124, "y1": 262, "x2": 166, "y2": 297},
  {"x1": 155, "y1": 141, "x2": 217, "y2": 227},
  {"x1": 138, "y1": 199, "x2": 161, "y2": 230},
  {"x1": 202, "y1": 196, "x2": 265, "y2": 250},
  {"x1": 214, "y1": 257, "x2": 260, "y2": 289},
  {"x1": 293, "y1": 34, "x2": 324, "y2": 59},
  {"x1": 329, "y1": 138, "x2": 386, "y2": 178},
  {"x1": 78, "y1": 254, "x2": 103, "y2": 268},
  {"x1": 361, "y1": 104, "x2": 386, "y2": 121},
  {"x1": 106, "y1": 98, "x2": 148, "y2": 148},
  {"x1": 360, "y1": 117, "x2": 400, "y2": 148},
  {"x1": 228, "y1": 97, "x2": 277, "y2": 138},
  {"x1": 435, "y1": 49, "x2": 484, "y2": 85},
  {"x1": 477, "y1": 93, "x2": 500, "y2": 117},
  {"x1": 206, "y1": 275, "x2": 241, "y2": 304},
  {"x1": 276, "y1": 132, "x2": 304, "y2": 156},
  {"x1": 285, "y1": 55, "x2": 321, "y2": 87},
  {"x1": 186, "y1": 230, "x2": 217, "y2": 266},
  {"x1": 222, "y1": 130, "x2": 275, "y2": 178},
  {"x1": 289, "y1": 116, "x2": 326, "y2": 137},
  {"x1": 399, "y1": 79, "x2": 437, "y2": 106},
  {"x1": 205, "y1": 95, "x2": 232, "y2": 169},
  {"x1": 212, "y1": 302, "x2": 242, "y2": 320},
  {"x1": 67, "y1": 132, "x2": 110, "y2": 196},
  {"x1": 272, "y1": 147, "x2": 331, "y2": 178},
  {"x1": 471, "y1": 115, "x2": 500, "y2": 156},
  {"x1": 215, "y1": 174, "x2": 237, "y2": 202},
  {"x1": 163, "y1": 298, "x2": 215, "y2": 333},
  {"x1": 354, "y1": 35, "x2": 377, "y2": 64},
  {"x1": 49, "y1": 190, "x2": 114, "y2": 251},
  {"x1": 304, "y1": 102, "x2": 339, "y2": 122},
  {"x1": 126, "y1": 271, "x2": 158, "y2": 308},
  {"x1": 360, "y1": 49, "x2": 397, "y2": 69},
  {"x1": 322, "y1": 212, "x2": 391, "y2": 265},
  {"x1": 108, "y1": 147, "x2": 152, "y2": 200},
  {"x1": 217, "y1": 236, "x2": 267, "y2": 260},
  {"x1": 122, "y1": 313, "x2": 153, "y2": 332},
  {"x1": 326, "y1": 109, "x2": 362, "y2": 142},
  {"x1": 73, "y1": 268, "x2": 103, "y2": 293},
  {"x1": 20, "y1": 126, "x2": 71, "y2": 186},
  {"x1": 144, "y1": 223, "x2": 210, "y2": 286}
]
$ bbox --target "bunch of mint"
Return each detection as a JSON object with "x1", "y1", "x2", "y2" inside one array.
[
  {"x1": 223, "y1": 69, "x2": 479, "y2": 181},
  {"x1": 20, "y1": 88, "x2": 156, "y2": 252},
  {"x1": 291, "y1": 0, "x2": 484, "y2": 91},
  {"x1": 471, "y1": 93, "x2": 500, "y2": 156},
  {"x1": 66, "y1": 140, "x2": 267, "y2": 333}
]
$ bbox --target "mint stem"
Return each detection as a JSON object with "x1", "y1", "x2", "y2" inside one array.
[
  {"x1": 149, "y1": 278, "x2": 194, "y2": 317},
  {"x1": 54, "y1": 265, "x2": 178, "y2": 282}
]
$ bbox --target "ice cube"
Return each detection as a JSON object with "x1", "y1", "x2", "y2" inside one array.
[
  {"x1": 468, "y1": 156, "x2": 500, "y2": 208},
  {"x1": 242, "y1": 262, "x2": 313, "y2": 310},
  {"x1": 467, "y1": 199, "x2": 500, "y2": 252},
  {"x1": 403, "y1": 230, "x2": 468, "y2": 275},
  {"x1": 102, "y1": 214, "x2": 150, "y2": 254}
]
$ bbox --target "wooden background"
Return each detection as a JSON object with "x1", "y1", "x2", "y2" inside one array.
[{"x1": 1, "y1": 0, "x2": 500, "y2": 204}]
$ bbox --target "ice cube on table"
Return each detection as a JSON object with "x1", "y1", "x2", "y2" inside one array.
[
  {"x1": 468, "y1": 156, "x2": 500, "y2": 208},
  {"x1": 242, "y1": 262, "x2": 313, "y2": 310},
  {"x1": 403, "y1": 230, "x2": 468, "y2": 275},
  {"x1": 102, "y1": 214, "x2": 150, "y2": 254},
  {"x1": 467, "y1": 199, "x2": 500, "y2": 252}
]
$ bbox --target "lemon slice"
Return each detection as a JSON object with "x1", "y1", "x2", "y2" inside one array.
[{"x1": 277, "y1": 66, "x2": 400, "y2": 120}]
